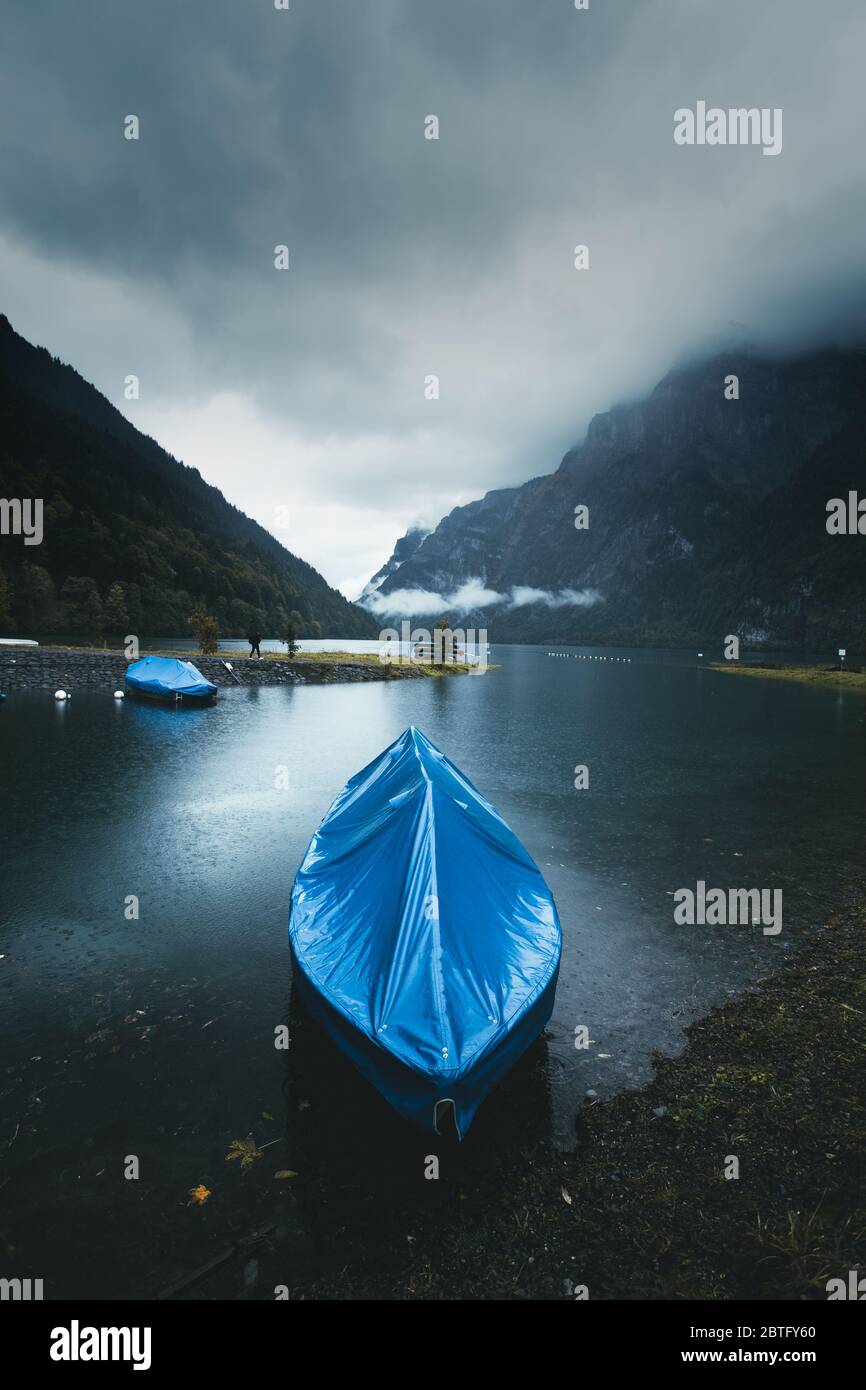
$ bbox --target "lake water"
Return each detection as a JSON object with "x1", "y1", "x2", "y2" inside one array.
[{"x1": 1, "y1": 645, "x2": 863, "y2": 1296}]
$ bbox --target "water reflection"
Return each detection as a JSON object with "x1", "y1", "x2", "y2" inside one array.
[{"x1": 1, "y1": 645, "x2": 864, "y2": 1294}]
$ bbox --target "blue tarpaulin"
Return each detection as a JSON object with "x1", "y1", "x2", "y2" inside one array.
[
  {"x1": 289, "y1": 727, "x2": 561, "y2": 1135},
  {"x1": 125, "y1": 656, "x2": 217, "y2": 700}
]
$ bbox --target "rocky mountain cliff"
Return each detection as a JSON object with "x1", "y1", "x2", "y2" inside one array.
[
  {"x1": 357, "y1": 525, "x2": 430, "y2": 607},
  {"x1": 363, "y1": 351, "x2": 866, "y2": 649}
]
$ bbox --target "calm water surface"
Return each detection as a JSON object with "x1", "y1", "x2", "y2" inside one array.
[{"x1": 1, "y1": 646, "x2": 863, "y2": 1295}]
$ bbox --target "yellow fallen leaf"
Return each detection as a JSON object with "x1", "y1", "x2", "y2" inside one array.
[
  {"x1": 225, "y1": 1137, "x2": 263, "y2": 1169},
  {"x1": 189, "y1": 1184, "x2": 211, "y2": 1205},
  {"x1": 262, "y1": 1111, "x2": 275, "y2": 1121},
  {"x1": 274, "y1": 1170, "x2": 298, "y2": 1180}
]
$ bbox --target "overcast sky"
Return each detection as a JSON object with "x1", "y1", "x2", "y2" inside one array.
[{"x1": 2, "y1": 0, "x2": 865, "y2": 597}]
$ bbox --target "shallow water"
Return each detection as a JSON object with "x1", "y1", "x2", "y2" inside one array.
[{"x1": 1, "y1": 645, "x2": 863, "y2": 1295}]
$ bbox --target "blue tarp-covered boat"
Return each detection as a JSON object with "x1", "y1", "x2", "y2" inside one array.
[
  {"x1": 125, "y1": 656, "x2": 217, "y2": 703},
  {"x1": 289, "y1": 727, "x2": 561, "y2": 1136}
]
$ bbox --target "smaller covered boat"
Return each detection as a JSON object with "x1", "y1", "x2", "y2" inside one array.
[{"x1": 125, "y1": 656, "x2": 217, "y2": 704}]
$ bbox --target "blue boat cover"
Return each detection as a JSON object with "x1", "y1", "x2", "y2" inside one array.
[
  {"x1": 289, "y1": 727, "x2": 561, "y2": 1132},
  {"x1": 125, "y1": 656, "x2": 217, "y2": 699}
]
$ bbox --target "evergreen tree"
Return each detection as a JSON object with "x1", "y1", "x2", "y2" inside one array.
[
  {"x1": 0, "y1": 566, "x2": 10, "y2": 631},
  {"x1": 60, "y1": 576, "x2": 103, "y2": 638},
  {"x1": 84, "y1": 587, "x2": 104, "y2": 642},
  {"x1": 434, "y1": 616, "x2": 453, "y2": 665},
  {"x1": 104, "y1": 582, "x2": 129, "y2": 639},
  {"x1": 282, "y1": 619, "x2": 299, "y2": 658},
  {"x1": 14, "y1": 562, "x2": 57, "y2": 632}
]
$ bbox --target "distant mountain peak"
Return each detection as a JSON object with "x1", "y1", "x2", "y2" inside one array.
[
  {"x1": 360, "y1": 346, "x2": 866, "y2": 649},
  {"x1": 357, "y1": 525, "x2": 430, "y2": 605}
]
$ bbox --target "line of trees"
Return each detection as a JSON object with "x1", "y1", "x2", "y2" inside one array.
[
  {"x1": 0, "y1": 561, "x2": 321, "y2": 645},
  {"x1": 187, "y1": 609, "x2": 303, "y2": 657}
]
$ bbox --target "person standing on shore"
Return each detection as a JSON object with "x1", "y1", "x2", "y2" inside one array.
[{"x1": 247, "y1": 631, "x2": 262, "y2": 659}]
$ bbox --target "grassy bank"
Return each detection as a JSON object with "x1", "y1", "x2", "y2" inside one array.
[
  {"x1": 36, "y1": 644, "x2": 479, "y2": 677},
  {"x1": 709, "y1": 661, "x2": 866, "y2": 692},
  {"x1": 0, "y1": 644, "x2": 484, "y2": 691},
  {"x1": 293, "y1": 895, "x2": 865, "y2": 1301},
  {"x1": 239, "y1": 649, "x2": 479, "y2": 676}
]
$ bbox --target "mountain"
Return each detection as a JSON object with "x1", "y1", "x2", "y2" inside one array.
[
  {"x1": 356, "y1": 525, "x2": 430, "y2": 606},
  {"x1": 0, "y1": 315, "x2": 377, "y2": 639},
  {"x1": 362, "y1": 350, "x2": 866, "y2": 650}
]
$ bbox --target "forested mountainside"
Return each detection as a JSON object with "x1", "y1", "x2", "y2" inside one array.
[{"x1": 0, "y1": 314, "x2": 376, "y2": 640}]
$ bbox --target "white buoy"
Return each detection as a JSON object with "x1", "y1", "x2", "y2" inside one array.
[
  {"x1": 54, "y1": 689, "x2": 68, "y2": 701},
  {"x1": 113, "y1": 690, "x2": 124, "y2": 699}
]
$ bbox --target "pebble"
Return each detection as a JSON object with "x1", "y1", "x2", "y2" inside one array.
[{"x1": 0, "y1": 650, "x2": 410, "y2": 692}]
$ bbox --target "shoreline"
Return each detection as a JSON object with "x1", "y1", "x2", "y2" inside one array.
[
  {"x1": 294, "y1": 888, "x2": 865, "y2": 1300},
  {"x1": 0, "y1": 645, "x2": 478, "y2": 692},
  {"x1": 2, "y1": 644, "x2": 862, "y2": 1299},
  {"x1": 5, "y1": 898, "x2": 861, "y2": 1301},
  {"x1": 709, "y1": 661, "x2": 866, "y2": 692}
]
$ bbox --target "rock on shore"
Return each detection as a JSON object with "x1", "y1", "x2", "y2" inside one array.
[{"x1": 0, "y1": 648, "x2": 424, "y2": 692}]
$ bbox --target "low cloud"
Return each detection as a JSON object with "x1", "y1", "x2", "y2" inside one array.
[
  {"x1": 363, "y1": 578, "x2": 602, "y2": 617},
  {"x1": 363, "y1": 578, "x2": 502, "y2": 618},
  {"x1": 2, "y1": 2, "x2": 864, "y2": 598},
  {"x1": 509, "y1": 586, "x2": 602, "y2": 609}
]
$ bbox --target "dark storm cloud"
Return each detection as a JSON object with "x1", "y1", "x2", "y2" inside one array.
[{"x1": 1, "y1": 0, "x2": 864, "y2": 591}]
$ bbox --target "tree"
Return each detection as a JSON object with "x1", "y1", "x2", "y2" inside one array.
[
  {"x1": 60, "y1": 576, "x2": 103, "y2": 640},
  {"x1": 189, "y1": 604, "x2": 219, "y2": 655},
  {"x1": 434, "y1": 616, "x2": 453, "y2": 666},
  {"x1": 104, "y1": 582, "x2": 129, "y2": 639},
  {"x1": 83, "y1": 586, "x2": 105, "y2": 642},
  {"x1": 14, "y1": 562, "x2": 57, "y2": 632},
  {"x1": 282, "y1": 619, "x2": 299, "y2": 658},
  {"x1": 229, "y1": 597, "x2": 264, "y2": 637},
  {"x1": 0, "y1": 566, "x2": 10, "y2": 631},
  {"x1": 124, "y1": 581, "x2": 143, "y2": 634}
]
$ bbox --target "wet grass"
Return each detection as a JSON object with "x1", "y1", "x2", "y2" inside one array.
[
  {"x1": 292, "y1": 892, "x2": 866, "y2": 1300},
  {"x1": 2, "y1": 898, "x2": 862, "y2": 1301},
  {"x1": 251, "y1": 650, "x2": 480, "y2": 676},
  {"x1": 710, "y1": 662, "x2": 866, "y2": 692},
  {"x1": 32, "y1": 644, "x2": 481, "y2": 677}
]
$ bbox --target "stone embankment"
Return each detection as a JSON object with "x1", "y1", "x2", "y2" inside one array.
[{"x1": 0, "y1": 647, "x2": 434, "y2": 692}]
